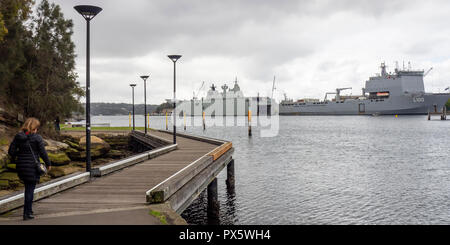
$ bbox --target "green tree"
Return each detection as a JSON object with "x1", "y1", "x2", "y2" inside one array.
[
  {"x1": 26, "y1": 0, "x2": 84, "y2": 123},
  {"x1": 0, "y1": 0, "x2": 84, "y2": 127},
  {"x1": 446, "y1": 98, "x2": 450, "y2": 110},
  {"x1": 0, "y1": 0, "x2": 34, "y2": 103}
]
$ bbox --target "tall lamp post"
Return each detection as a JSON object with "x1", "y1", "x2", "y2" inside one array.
[
  {"x1": 140, "y1": 75, "x2": 149, "y2": 134},
  {"x1": 74, "y1": 5, "x2": 102, "y2": 173},
  {"x1": 168, "y1": 55, "x2": 182, "y2": 144},
  {"x1": 130, "y1": 84, "x2": 137, "y2": 130}
]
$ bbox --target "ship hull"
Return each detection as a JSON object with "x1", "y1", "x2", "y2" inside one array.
[{"x1": 279, "y1": 93, "x2": 450, "y2": 115}]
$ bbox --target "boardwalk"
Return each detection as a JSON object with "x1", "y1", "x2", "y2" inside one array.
[{"x1": 0, "y1": 130, "x2": 222, "y2": 225}]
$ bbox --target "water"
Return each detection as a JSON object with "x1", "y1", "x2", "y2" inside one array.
[{"x1": 89, "y1": 115, "x2": 450, "y2": 224}]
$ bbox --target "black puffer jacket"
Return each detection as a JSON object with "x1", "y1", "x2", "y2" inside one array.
[{"x1": 8, "y1": 132, "x2": 51, "y2": 183}]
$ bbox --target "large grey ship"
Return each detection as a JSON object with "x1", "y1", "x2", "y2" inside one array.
[
  {"x1": 280, "y1": 63, "x2": 450, "y2": 115},
  {"x1": 175, "y1": 78, "x2": 273, "y2": 116}
]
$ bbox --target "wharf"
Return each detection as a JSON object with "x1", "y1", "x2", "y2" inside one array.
[{"x1": 0, "y1": 130, "x2": 234, "y2": 225}]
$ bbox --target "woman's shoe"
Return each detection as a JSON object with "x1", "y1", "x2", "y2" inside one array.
[{"x1": 23, "y1": 214, "x2": 34, "y2": 221}]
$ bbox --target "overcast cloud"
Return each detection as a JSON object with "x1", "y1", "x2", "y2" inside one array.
[{"x1": 48, "y1": 0, "x2": 450, "y2": 104}]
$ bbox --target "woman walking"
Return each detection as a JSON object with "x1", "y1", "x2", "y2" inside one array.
[{"x1": 8, "y1": 118, "x2": 51, "y2": 220}]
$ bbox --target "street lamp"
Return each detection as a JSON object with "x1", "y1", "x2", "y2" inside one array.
[
  {"x1": 74, "y1": 5, "x2": 102, "y2": 173},
  {"x1": 140, "y1": 75, "x2": 149, "y2": 134},
  {"x1": 168, "y1": 55, "x2": 182, "y2": 144},
  {"x1": 130, "y1": 84, "x2": 137, "y2": 130}
]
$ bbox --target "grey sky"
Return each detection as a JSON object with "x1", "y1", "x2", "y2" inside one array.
[{"x1": 49, "y1": 0, "x2": 450, "y2": 104}]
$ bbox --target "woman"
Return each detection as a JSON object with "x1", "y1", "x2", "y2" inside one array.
[{"x1": 8, "y1": 118, "x2": 51, "y2": 220}]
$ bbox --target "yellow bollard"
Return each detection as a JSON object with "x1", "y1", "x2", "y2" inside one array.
[
  {"x1": 202, "y1": 111, "x2": 206, "y2": 131},
  {"x1": 147, "y1": 113, "x2": 150, "y2": 129},
  {"x1": 248, "y1": 110, "x2": 252, "y2": 137}
]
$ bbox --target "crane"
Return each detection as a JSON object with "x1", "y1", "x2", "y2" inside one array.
[
  {"x1": 324, "y1": 87, "x2": 352, "y2": 101},
  {"x1": 192, "y1": 81, "x2": 205, "y2": 100},
  {"x1": 271, "y1": 76, "x2": 276, "y2": 100},
  {"x1": 324, "y1": 92, "x2": 336, "y2": 101},
  {"x1": 335, "y1": 87, "x2": 352, "y2": 101},
  {"x1": 424, "y1": 67, "x2": 433, "y2": 77}
]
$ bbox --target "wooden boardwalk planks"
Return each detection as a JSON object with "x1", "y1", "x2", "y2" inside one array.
[{"x1": 0, "y1": 130, "x2": 218, "y2": 220}]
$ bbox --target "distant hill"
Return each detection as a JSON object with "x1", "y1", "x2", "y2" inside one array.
[{"x1": 82, "y1": 103, "x2": 159, "y2": 116}]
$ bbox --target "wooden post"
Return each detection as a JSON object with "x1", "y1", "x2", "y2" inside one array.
[
  {"x1": 184, "y1": 112, "x2": 186, "y2": 131},
  {"x1": 226, "y1": 159, "x2": 235, "y2": 192},
  {"x1": 166, "y1": 112, "x2": 168, "y2": 130},
  {"x1": 207, "y1": 178, "x2": 220, "y2": 225},
  {"x1": 428, "y1": 110, "x2": 430, "y2": 120},
  {"x1": 248, "y1": 110, "x2": 252, "y2": 137}
]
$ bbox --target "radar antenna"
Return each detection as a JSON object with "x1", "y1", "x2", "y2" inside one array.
[{"x1": 271, "y1": 75, "x2": 276, "y2": 100}]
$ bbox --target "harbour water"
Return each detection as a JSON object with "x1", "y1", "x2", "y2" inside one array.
[{"x1": 87, "y1": 115, "x2": 450, "y2": 224}]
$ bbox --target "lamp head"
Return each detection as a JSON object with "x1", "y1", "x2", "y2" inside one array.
[
  {"x1": 74, "y1": 5, "x2": 102, "y2": 21},
  {"x1": 140, "y1": 75, "x2": 149, "y2": 81},
  {"x1": 168, "y1": 55, "x2": 182, "y2": 62},
  {"x1": 130, "y1": 84, "x2": 137, "y2": 87}
]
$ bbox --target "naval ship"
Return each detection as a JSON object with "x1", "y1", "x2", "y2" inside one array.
[
  {"x1": 280, "y1": 63, "x2": 450, "y2": 115},
  {"x1": 175, "y1": 78, "x2": 274, "y2": 116}
]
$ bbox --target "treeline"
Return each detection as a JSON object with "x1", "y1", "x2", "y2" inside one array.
[
  {"x1": 0, "y1": 0, "x2": 84, "y2": 126},
  {"x1": 85, "y1": 103, "x2": 159, "y2": 116}
]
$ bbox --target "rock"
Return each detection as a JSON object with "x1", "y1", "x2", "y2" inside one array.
[
  {"x1": 48, "y1": 152, "x2": 71, "y2": 166},
  {"x1": 48, "y1": 167, "x2": 65, "y2": 178},
  {"x1": 44, "y1": 139, "x2": 68, "y2": 152},
  {"x1": 105, "y1": 150, "x2": 125, "y2": 159},
  {"x1": 78, "y1": 136, "x2": 110, "y2": 158},
  {"x1": 6, "y1": 164, "x2": 16, "y2": 171},
  {"x1": 62, "y1": 139, "x2": 80, "y2": 150},
  {"x1": 44, "y1": 146, "x2": 60, "y2": 154},
  {"x1": 66, "y1": 147, "x2": 85, "y2": 161},
  {"x1": 0, "y1": 150, "x2": 11, "y2": 169},
  {"x1": 0, "y1": 171, "x2": 22, "y2": 189}
]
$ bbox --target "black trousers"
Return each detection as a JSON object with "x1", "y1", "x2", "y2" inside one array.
[{"x1": 24, "y1": 181, "x2": 36, "y2": 216}]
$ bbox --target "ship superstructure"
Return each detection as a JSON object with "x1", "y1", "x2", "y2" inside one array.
[{"x1": 176, "y1": 78, "x2": 274, "y2": 116}]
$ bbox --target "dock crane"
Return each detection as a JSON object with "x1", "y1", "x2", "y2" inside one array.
[
  {"x1": 271, "y1": 76, "x2": 276, "y2": 100},
  {"x1": 324, "y1": 87, "x2": 352, "y2": 101},
  {"x1": 424, "y1": 67, "x2": 433, "y2": 77},
  {"x1": 192, "y1": 81, "x2": 205, "y2": 100}
]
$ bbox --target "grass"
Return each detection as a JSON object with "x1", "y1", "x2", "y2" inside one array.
[{"x1": 149, "y1": 210, "x2": 168, "y2": 225}]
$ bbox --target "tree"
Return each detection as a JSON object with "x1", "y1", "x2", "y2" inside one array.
[
  {"x1": 26, "y1": 0, "x2": 84, "y2": 124},
  {"x1": 0, "y1": 0, "x2": 34, "y2": 103},
  {"x1": 446, "y1": 98, "x2": 450, "y2": 110},
  {"x1": 0, "y1": 0, "x2": 84, "y2": 128}
]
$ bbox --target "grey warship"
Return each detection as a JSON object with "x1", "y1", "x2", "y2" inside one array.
[{"x1": 280, "y1": 63, "x2": 450, "y2": 115}]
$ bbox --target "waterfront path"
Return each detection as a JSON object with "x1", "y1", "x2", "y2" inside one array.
[{"x1": 0, "y1": 130, "x2": 223, "y2": 225}]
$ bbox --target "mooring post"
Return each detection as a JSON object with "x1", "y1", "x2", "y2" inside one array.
[
  {"x1": 226, "y1": 159, "x2": 235, "y2": 191},
  {"x1": 248, "y1": 110, "x2": 252, "y2": 137},
  {"x1": 203, "y1": 111, "x2": 206, "y2": 131},
  {"x1": 207, "y1": 178, "x2": 220, "y2": 225},
  {"x1": 184, "y1": 112, "x2": 186, "y2": 131},
  {"x1": 166, "y1": 112, "x2": 168, "y2": 130},
  {"x1": 428, "y1": 110, "x2": 430, "y2": 120}
]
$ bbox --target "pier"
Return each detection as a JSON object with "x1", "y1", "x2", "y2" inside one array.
[
  {"x1": 0, "y1": 130, "x2": 234, "y2": 224},
  {"x1": 428, "y1": 105, "x2": 447, "y2": 120}
]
